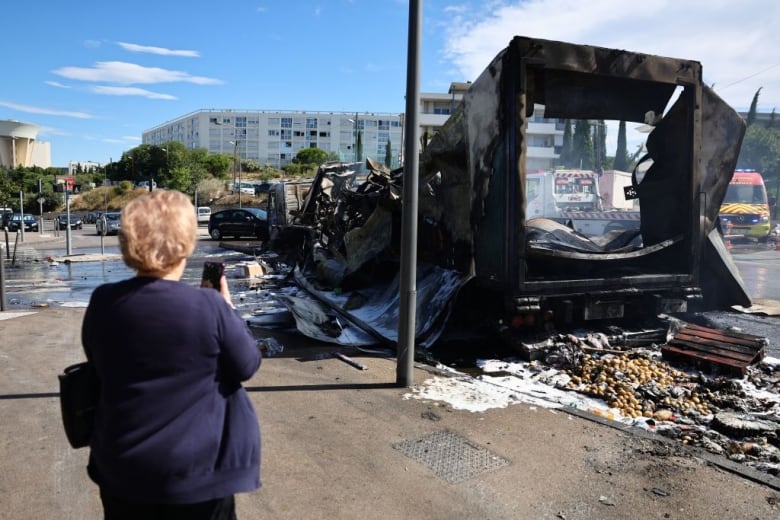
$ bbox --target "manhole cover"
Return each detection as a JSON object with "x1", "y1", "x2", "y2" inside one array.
[{"x1": 393, "y1": 430, "x2": 510, "y2": 483}]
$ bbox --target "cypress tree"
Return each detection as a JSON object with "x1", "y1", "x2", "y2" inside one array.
[
  {"x1": 747, "y1": 87, "x2": 762, "y2": 127},
  {"x1": 572, "y1": 120, "x2": 594, "y2": 169},
  {"x1": 356, "y1": 130, "x2": 363, "y2": 164},
  {"x1": 560, "y1": 119, "x2": 573, "y2": 168},
  {"x1": 384, "y1": 138, "x2": 393, "y2": 168},
  {"x1": 613, "y1": 121, "x2": 629, "y2": 171}
]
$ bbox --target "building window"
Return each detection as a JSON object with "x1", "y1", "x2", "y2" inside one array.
[
  {"x1": 306, "y1": 118, "x2": 317, "y2": 128},
  {"x1": 268, "y1": 129, "x2": 280, "y2": 137},
  {"x1": 281, "y1": 117, "x2": 292, "y2": 128}
]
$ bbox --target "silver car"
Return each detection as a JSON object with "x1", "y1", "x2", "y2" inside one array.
[{"x1": 96, "y1": 212, "x2": 121, "y2": 235}]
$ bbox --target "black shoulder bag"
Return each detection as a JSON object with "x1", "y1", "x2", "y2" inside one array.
[{"x1": 58, "y1": 362, "x2": 100, "y2": 449}]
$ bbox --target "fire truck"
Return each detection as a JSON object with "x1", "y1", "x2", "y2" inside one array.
[{"x1": 719, "y1": 170, "x2": 772, "y2": 241}]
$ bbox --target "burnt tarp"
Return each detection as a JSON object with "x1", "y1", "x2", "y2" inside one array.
[{"x1": 283, "y1": 35, "x2": 750, "y2": 348}]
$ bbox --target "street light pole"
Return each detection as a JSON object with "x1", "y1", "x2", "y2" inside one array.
[
  {"x1": 229, "y1": 140, "x2": 242, "y2": 209},
  {"x1": 397, "y1": 0, "x2": 421, "y2": 387}
]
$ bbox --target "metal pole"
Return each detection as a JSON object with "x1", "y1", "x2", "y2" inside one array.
[
  {"x1": 0, "y1": 243, "x2": 6, "y2": 311},
  {"x1": 38, "y1": 178, "x2": 43, "y2": 235},
  {"x1": 19, "y1": 191, "x2": 24, "y2": 243},
  {"x1": 396, "y1": 0, "x2": 421, "y2": 387},
  {"x1": 65, "y1": 189, "x2": 72, "y2": 256}
]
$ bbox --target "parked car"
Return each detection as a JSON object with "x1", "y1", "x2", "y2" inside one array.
[
  {"x1": 96, "y1": 212, "x2": 121, "y2": 235},
  {"x1": 7, "y1": 214, "x2": 39, "y2": 232},
  {"x1": 83, "y1": 211, "x2": 99, "y2": 224},
  {"x1": 197, "y1": 206, "x2": 212, "y2": 225},
  {"x1": 57, "y1": 214, "x2": 83, "y2": 230},
  {"x1": 208, "y1": 208, "x2": 268, "y2": 241}
]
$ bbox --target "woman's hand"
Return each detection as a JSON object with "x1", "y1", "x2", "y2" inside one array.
[{"x1": 219, "y1": 275, "x2": 236, "y2": 309}]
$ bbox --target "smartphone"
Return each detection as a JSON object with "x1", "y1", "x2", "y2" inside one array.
[{"x1": 201, "y1": 261, "x2": 225, "y2": 290}]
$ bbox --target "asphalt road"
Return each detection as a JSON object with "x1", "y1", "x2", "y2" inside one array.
[{"x1": 3, "y1": 227, "x2": 780, "y2": 358}]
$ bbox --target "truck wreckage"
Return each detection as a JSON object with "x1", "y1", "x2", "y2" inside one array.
[
  {"x1": 267, "y1": 35, "x2": 751, "y2": 350},
  {"x1": 241, "y1": 36, "x2": 779, "y2": 478}
]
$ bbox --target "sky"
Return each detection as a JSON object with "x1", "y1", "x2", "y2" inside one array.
[{"x1": 2, "y1": 0, "x2": 780, "y2": 168}]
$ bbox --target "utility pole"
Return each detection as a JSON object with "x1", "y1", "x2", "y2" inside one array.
[
  {"x1": 18, "y1": 191, "x2": 24, "y2": 243},
  {"x1": 397, "y1": 0, "x2": 421, "y2": 387}
]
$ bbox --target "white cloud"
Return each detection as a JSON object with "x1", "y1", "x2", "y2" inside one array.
[
  {"x1": 90, "y1": 85, "x2": 178, "y2": 100},
  {"x1": 53, "y1": 61, "x2": 223, "y2": 86},
  {"x1": 117, "y1": 42, "x2": 200, "y2": 58},
  {"x1": 123, "y1": 136, "x2": 142, "y2": 141},
  {"x1": 441, "y1": 0, "x2": 780, "y2": 112},
  {"x1": 45, "y1": 81, "x2": 70, "y2": 89},
  {"x1": 0, "y1": 100, "x2": 93, "y2": 119}
]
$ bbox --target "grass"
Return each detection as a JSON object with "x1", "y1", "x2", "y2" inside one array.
[{"x1": 67, "y1": 186, "x2": 267, "y2": 213}]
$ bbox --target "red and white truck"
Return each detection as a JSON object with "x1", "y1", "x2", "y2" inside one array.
[{"x1": 526, "y1": 169, "x2": 640, "y2": 236}]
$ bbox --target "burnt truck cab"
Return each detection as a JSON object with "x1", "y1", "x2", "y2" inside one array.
[{"x1": 421, "y1": 36, "x2": 750, "y2": 326}]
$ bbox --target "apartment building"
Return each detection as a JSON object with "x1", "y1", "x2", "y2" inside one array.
[
  {"x1": 417, "y1": 82, "x2": 564, "y2": 171},
  {"x1": 142, "y1": 110, "x2": 403, "y2": 169},
  {"x1": 142, "y1": 81, "x2": 563, "y2": 171}
]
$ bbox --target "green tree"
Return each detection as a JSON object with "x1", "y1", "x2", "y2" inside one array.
[
  {"x1": 356, "y1": 130, "x2": 363, "y2": 163},
  {"x1": 559, "y1": 119, "x2": 573, "y2": 167},
  {"x1": 572, "y1": 120, "x2": 594, "y2": 169},
  {"x1": 594, "y1": 120, "x2": 607, "y2": 172},
  {"x1": 613, "y1": 121, "x2": 629, "y2": 171},
  {"x1": 767, "y1": 109, "x2": 776, "y2": 130},
  {"x1": 384, "y1": 138, "x2": 393, "y2": 168},
  {"x1": 746, "y1": 87, "x2": 762, "y2": 127},
  {"x1": 202, "y1": 154, "x2": 232, "y2": 178},
  {"x1": 293, "y1": 147, "x2": 329, "y2": 166}
]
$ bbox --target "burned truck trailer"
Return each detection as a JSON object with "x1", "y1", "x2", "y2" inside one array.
[
  {"x1": 281, "y1": 36, "x2": 752, "y2": 348},
  {"x1": 420, "y1": 36, "x2": 751, "y2": 327}
]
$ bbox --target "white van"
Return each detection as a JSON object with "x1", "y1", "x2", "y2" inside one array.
[{"x1": 197, "y1": 206, "x2": 211, "y2": 225}]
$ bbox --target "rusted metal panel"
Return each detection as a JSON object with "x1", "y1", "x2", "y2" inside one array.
[{"x1": 662, "y1": 322, "x2": 766, "y2": 375}]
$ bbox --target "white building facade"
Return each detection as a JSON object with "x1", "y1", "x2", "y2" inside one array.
[
  {"x1": 142, "y1": 82, "x2": 563, "y2": 172},
  {"x1": 417, "y1": 82, "x2": 564, "y2": 172},
  {"x1": 0, "y1": 120, "x2": 51, "y2": 169},
  {"x1": 142, "y1": 110, "x2": 403, "y2": 169}
]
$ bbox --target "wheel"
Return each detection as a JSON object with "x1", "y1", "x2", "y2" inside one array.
[{"x1": 210, "y1": 228, "x2": 222, "y2": 240}]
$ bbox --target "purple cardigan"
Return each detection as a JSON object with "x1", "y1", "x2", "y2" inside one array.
[{"x1": 81, "y1": 277, "x2": 261, "y2": 504}]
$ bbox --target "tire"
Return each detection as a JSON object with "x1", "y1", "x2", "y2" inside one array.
[{"x1": 210, "y1": 228, "x2": 222, "y2": 240}]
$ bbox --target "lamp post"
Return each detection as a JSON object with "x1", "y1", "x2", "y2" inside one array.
[
  {"x1": 229, "y1": 140, "x2": 242, "y2": 208},
  {"x1": 347, "y1": 115, "x2": 358, "y2": 163}
]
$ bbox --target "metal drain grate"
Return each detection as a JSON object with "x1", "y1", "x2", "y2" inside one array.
[{"x1": 393, "y1": 430, "x2": 509, "y2": 483}]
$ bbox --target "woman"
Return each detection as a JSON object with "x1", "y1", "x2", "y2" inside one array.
[{"x1": 82, "y1": 190, "x2": 261, "y2": 520}]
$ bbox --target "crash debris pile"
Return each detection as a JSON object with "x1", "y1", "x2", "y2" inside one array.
[{"x1": 530, "y1": 330, "x2": 780, "y2": 476}]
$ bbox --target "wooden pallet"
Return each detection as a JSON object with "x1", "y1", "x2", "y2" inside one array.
[{"x1": 661, "y1": 322, "x2": 767, "y2": 376}]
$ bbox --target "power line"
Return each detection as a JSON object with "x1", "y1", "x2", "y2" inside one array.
[{"x1": 719, "y1": 62, "x2": 780, "y2": 90}]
